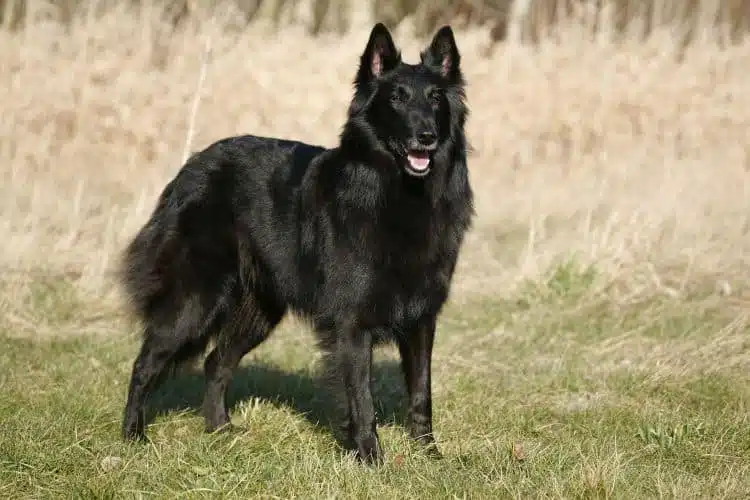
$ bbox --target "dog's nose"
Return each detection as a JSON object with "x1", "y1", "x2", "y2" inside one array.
[{"x1": 418, "y1": 131, "x2": 437, "y2": 146}]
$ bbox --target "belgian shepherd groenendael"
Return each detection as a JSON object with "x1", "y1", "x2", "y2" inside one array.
[{"x1": 120, "y1": 23, "x2": 473, "y2": 464}]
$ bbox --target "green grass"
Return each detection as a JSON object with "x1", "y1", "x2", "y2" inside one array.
[{"x1": 1, "y1": 268, "x2": 749, "y2": 498}]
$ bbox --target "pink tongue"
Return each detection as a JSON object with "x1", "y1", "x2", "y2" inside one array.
[{"x1": 407, "y1": 153, "x2": 430, "y2": 171}]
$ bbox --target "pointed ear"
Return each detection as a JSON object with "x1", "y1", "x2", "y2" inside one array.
[
  {"x1": 421, "y1": 25, "x2": 461, "y2": 83},
  {"x1": 355, "y1": 23, "x2": 400, "y2": 86}
]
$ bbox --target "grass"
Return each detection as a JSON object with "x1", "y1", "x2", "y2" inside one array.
[
  {"x1": 1, "y1": 276, "x2": 749, "y2": 498},
  {"x1": 2, "y1": 1, "x2": 750, "y2": 498}
]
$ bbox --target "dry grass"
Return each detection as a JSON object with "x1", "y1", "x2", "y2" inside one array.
[
  {"x1": 2, "y1": 2, "x2": 749, "y2": 335},
  {"x1": 1, "y1": 3, "x2": 749, "y2": 496},
  {"x1": 5, "y1": 1, "x2": 750, "y2": 43}
]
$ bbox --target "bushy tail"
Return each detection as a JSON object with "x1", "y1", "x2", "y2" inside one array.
[{"x1": 119, "y1": 185, "x2": 180, "y2": 322}]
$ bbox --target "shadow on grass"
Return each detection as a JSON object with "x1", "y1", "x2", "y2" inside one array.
[{"x1": 145, "y1": 358, "x2": 408, "y2": 446}]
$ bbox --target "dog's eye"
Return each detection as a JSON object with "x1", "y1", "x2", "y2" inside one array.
[{"x1": 428, "y1": 89, "x2": 441, "y2": 104}]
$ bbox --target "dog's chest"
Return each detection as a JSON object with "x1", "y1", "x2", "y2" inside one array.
[
  {"x1": 341, "y1": 188, "x2": 469, "y2": 331},
  {"x1": 365, "y1": 227, "x2": 455, "y2": 330}
]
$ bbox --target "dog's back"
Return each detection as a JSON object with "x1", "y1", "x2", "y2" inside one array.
[{"x1": 121, "y1": 135, "x2": 326, "y2": 322}]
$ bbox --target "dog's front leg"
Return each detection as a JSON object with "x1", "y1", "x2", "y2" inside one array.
[
  {"x1": 337, "y1": 326, "x2": 381, "y2": 464},
  {"x1": 398, "y1": 316, "x2": 441, "y2": 457}
]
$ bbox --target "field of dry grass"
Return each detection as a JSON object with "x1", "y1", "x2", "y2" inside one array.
[
  {"x1": 1, "y1": 2, "x2": 749, "y2": 497},
  {"x1": 2, "y1": 3, "x2": 750, "y2": 337}
]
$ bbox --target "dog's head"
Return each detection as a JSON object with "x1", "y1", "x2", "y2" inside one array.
[{"x1": 347, "y1": 23, "x2": 466, "y2": 178}]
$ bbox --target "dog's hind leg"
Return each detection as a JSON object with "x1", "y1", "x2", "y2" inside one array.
[
  {"x1": 202, "y1": 292, "x2": 285, "y2": 433},
  {"x1": 122, "y1": 295, "x2": 224, "y2": 441},
  {"x1": 122, "y1": 329, "x2": 176, "y2": 441}
]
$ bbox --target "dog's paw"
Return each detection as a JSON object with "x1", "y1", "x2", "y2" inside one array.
[
  {"x1": 355, "y1": 434, "x2": 383, "y2": 466},
  {"x1": 122, "y1": 426, "x2": 147, "y2": 442},
  {"x1": 422, "y1": 442, "x2": 443, "y2": 459},
  {"x1": 204, "y1": 421, "x2": 236, "y2": 435}
]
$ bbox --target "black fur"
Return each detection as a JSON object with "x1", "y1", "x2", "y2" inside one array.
[{"x1": 120, "y1": 23, "x2": 474, "y2": 464}]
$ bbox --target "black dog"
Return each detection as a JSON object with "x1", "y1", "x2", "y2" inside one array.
[{"x1": 120, "y1": 22, "x2": 474, "y2": 464}]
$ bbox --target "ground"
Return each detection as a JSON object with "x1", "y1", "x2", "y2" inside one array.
[{"x1": 1, "y1": 4, "x2": 749, "y2": 498}]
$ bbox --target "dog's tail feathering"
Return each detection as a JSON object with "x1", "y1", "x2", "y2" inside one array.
[{"x1": 119, "y1": 180, "x2": 184, "y2": 325}]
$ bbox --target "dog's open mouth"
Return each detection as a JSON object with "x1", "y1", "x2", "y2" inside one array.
[{"x1": 405, "y1": 150, "x2": 431, "y2": 177}]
